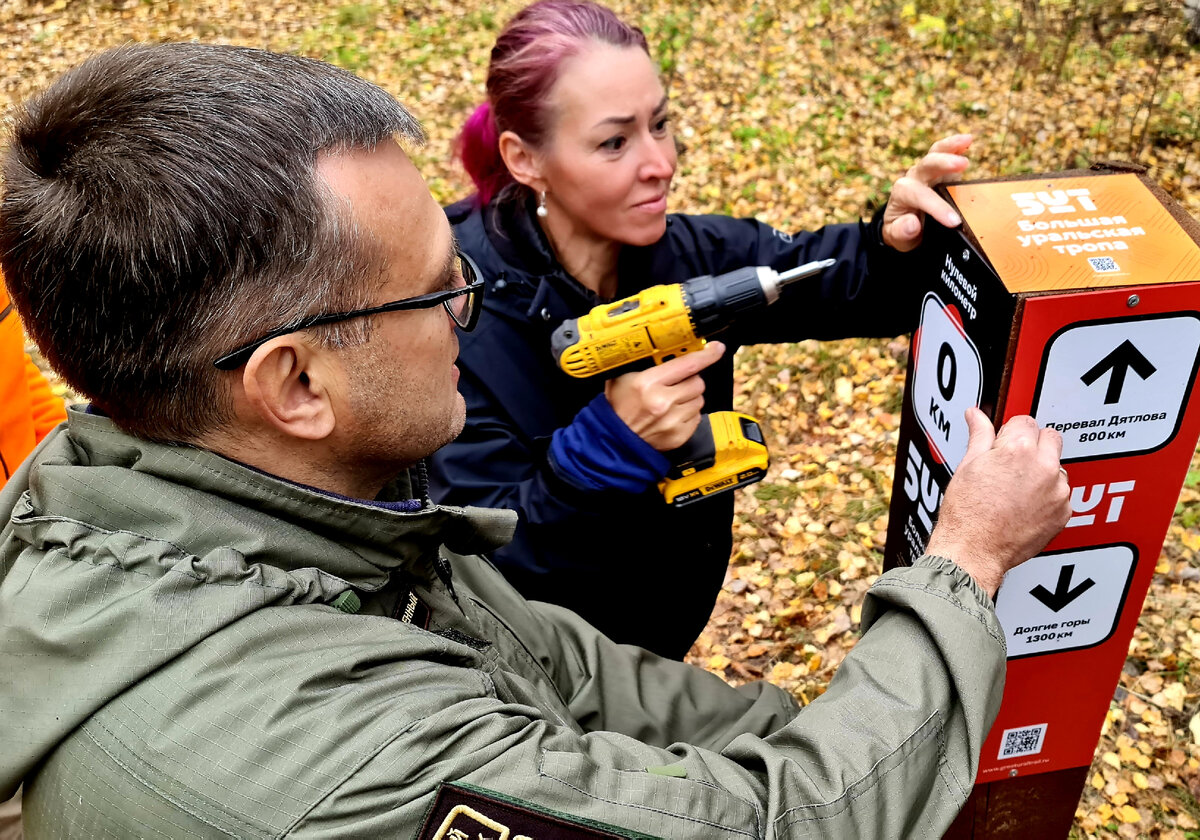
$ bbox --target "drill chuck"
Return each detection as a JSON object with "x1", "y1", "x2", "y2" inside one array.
[
  {"x1": 681, "y1": 258, "x2": 836, "y2": 338},
  {"x1": 682, "y1": 267, "x2": 771, "y2": 337}
]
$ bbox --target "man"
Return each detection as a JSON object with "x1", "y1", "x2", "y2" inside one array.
[{"x1": 0, "y1": 43, "x2": 1070, "y2": 839}]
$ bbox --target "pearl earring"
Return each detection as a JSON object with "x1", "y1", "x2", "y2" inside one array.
[{"x1": 536, "y1": 190, "x2": 549, "y2": 219}]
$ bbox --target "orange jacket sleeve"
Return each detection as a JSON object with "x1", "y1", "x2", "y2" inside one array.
[{"x1": 2, "y1": 281, "x2": 67, "y2": 485}]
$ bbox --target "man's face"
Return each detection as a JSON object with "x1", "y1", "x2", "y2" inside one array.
[{"x1": 316, "y1": 141, "x2": 467, "y2": 477}]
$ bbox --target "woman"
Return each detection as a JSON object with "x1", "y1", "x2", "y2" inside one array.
[{"x1": 429, "y1": 0, "x2": 971, "y2": 658}]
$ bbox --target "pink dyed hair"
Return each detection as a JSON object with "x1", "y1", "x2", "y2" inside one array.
[{"x1": 457, "y1": 0, "x2": 650, "y2": 205}]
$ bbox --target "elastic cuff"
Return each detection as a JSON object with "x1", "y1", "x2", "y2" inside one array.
[
  {"x1": 862, "y1": 554, "x2": 1005, "y2": 652},
  {"x1": 914, "y1": 553, "x2": 996, "y2": 611},
  {"x1": 587, "y1": 395, "x2": 671, "y2": 474},
  {"x1": 548, "y1": 394, "x2": 671, "y2": 493},
  {"x1": 866, "y1": 206, "x2": 889, "y2": 253}
]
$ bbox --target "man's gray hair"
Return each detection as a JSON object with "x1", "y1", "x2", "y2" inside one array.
[{"x1": 0, "y1": 42, "x2": 424, "y2": 441}]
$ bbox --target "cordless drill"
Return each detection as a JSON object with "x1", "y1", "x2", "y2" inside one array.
[{"x1": 551, "y1": 258, "x2": 837, "y2": 506}]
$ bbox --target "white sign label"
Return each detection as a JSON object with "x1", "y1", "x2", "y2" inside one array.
[
  {"x1": 995, "y1": 545, "x2": 1136, "y2": 658},
  {"x1": 1033, "y1": 315, "x2": 1200, "y2": 461},
  {"x1": 912, "y1": 292, "x2": 983, "y2": 473},
  {"x1": 900, "y1": 439, "x2": 944, "y2": 551},
  {"x1": 1065, "y1": 480, "x2": 1136, "y2": 528},
  {"x1": 1011, "y1": 188, "x2": 1097, "y2": 216}
]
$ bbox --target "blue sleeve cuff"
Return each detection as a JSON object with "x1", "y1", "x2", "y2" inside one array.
[{"x1": 548, "y1": 394, "x2": 672, "y2": 493}]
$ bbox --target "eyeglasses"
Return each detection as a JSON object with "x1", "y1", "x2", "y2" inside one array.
[{"x1": 213, "y1": 249, "x2": 484, "y2": 370}]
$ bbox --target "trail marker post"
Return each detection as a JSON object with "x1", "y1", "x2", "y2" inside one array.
[{"x1": 884, "y1": 165, "x2": 1200, "y2": 838}]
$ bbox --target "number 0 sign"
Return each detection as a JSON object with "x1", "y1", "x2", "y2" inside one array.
[{"x1": 912, "y1": 292, "x2": 984, "y2": 472}]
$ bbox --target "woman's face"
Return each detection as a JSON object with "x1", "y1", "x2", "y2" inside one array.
[{"x1": 538, "y1": 42, "x2": 676, "y2": 247}]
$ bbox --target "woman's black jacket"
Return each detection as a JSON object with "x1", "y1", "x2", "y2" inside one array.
[{"x1": 429, "y1": 196, "x2": 919, "y2": 658}]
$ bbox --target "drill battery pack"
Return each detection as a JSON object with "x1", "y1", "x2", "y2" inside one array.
[{"x1": 659, "y1": 411, "x2": 768, "y2": 507}]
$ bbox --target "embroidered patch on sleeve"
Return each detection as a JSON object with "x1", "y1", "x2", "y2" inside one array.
[{"x1": 415, "y1": 782, "x2": 661, "y2": 840}]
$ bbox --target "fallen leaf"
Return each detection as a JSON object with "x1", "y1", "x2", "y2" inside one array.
[
  {"x1": 708, "y1": 654, "x2": 730, "y2": 671},
  {"x1": 834, "y1": 377, "x2": 853, "y2": 405},
  {"x1": 1157, "y1": 681, "x2": 1187, "y2": 712},
  {"x1": 1117, "y1": 804, "x2": 1141, "y2": 823}
]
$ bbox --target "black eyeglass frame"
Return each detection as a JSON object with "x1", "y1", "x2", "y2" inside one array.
[{"x1": 213, "y1": 250, "x2": 484, "y2": 371}]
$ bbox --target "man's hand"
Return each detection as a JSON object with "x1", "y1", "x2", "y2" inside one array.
[
  {"x1": 881, "y1": 133, "x2": 973, "y2": 252},
  {"x1": 925, "y1": 408, "x2": 1072, "y2": 597},
  {"x1": 606, "y1": 341, "x2": 725, "y2": 451}
]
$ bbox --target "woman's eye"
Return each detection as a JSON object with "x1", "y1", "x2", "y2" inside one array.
[
  {"x1": 653, "y1": 117, "x2": 670, "y2": 134},
  {"x1": 599, "y1": 135, "x2": 626, "y2": 152}
]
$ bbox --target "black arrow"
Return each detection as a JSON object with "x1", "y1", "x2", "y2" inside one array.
[
  {"x1": 1030, "y1": 564, "x2": 1096, "y2": 612},
  {"x1": 1080, "y1": 340, "x2": 1156, "y2": 405}
]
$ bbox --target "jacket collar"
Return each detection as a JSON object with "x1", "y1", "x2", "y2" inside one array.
[
  {"x1": 484, "y1": 193, "x2": 561, "y2": 279},
  {"x1": 27, "y1": 408, "x2": 516, "y2": 591},
  {"x1": 481, "y1": 195, "x2": 603, "y2": 325},
  {"x1": 484, "y1": 195, "x2": 678, "y2": 298}
]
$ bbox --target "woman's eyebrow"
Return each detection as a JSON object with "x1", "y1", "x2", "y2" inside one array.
[
  {"x1": 592, "y1": 114, "x2": 635, "y2": 129},
  {"x1": 592, "y1": 97, "x2": 671, "y2": 130}
]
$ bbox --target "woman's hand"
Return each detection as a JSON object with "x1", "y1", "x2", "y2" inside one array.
[
  {"x1": 881, "y1": 133, "x2": 973, "y2": 252},
  {"x1": 605, "y1": 341, "x2": 725, "y2": 451}
]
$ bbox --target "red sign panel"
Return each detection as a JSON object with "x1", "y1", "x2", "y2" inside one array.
[{"x1": 976, "y1": 281, "x2": 1200, "y2": 779}]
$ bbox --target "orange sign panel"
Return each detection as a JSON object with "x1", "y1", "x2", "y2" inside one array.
[{"x1": 948, "y1": 174, "x2": 1200, "y2": 293}]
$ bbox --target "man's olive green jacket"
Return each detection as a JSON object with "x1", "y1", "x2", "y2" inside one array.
[{"x1": 0, "y1": 410, "x2": 1007, "y2": 838}]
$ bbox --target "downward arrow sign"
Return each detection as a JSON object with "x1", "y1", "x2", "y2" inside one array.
[
  {"x1": 1030, "y1": 564, "x2": 1096, "y2": 612},
  {"x1": 1080, "y1": 340, "x2": 1157, "y2": 404}
]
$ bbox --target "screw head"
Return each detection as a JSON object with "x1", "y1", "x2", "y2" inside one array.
[
  {"x1": 1127, "y1": 295, "x2": 1140, "y2": 308},
  {"x1": 1009, "y1": 769, "x2": 1018, "y2": 777},
  {"x1": 962, "y1": 249, "x2": 970, "y2": 261}
]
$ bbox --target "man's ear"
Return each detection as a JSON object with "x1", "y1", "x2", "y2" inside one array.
[
  {"x1": 498, "y1": 130, "x2": 546, "y2": 191},
  {"x1": 240, "y1": 338, "x2": 336, "y2": 441}
]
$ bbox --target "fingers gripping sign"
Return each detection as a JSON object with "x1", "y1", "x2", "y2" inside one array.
[
  {"x1": 882, "y1": 133, "x2": 974, "y2": 252},
  {"x1": 925, "y1": 408, "x2": 1072, "y2": 597},
  {"x1": 606, "y1": 341, "x2": 726, "y2": 451}
]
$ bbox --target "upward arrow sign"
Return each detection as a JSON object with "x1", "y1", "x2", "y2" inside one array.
[{"x1": 1080, "y1": 340, "x2": 1157, "y2": 404}]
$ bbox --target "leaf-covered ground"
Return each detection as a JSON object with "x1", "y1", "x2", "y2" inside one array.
[{"x1": 2, "y1": 1, "x2": 1199, "y2": 837}]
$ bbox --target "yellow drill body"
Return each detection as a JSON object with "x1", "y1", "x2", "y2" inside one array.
[
  {"x1": 551, "y1": 260, "x2": 836, "y2": 506},
  {"x1": 555, "y1": 283, "x2": 704, "y2": 378}
]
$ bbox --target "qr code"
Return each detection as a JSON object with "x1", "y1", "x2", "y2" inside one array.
[
  {"x1": 998, "y1": 723, "x2": 1048, "y2": 759},
  {"x1": 1088, "y1": 256, "x2": 1120, "y2": 273}
]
